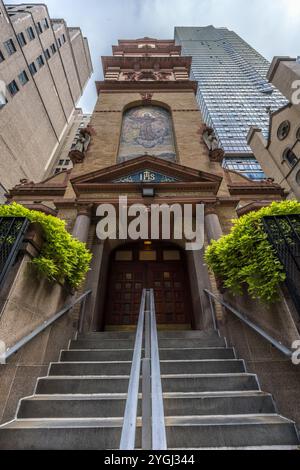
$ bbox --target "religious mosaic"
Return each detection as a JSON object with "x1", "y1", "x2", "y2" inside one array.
[{"x1": 118, "y1": 106, "x2": 176, "y2": 163}]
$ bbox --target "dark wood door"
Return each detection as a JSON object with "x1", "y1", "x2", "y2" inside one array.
[{"x1": 105, "y1": 244, "x2": 192, "y2": 327}]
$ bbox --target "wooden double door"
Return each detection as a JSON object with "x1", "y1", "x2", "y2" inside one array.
[{"x1": 105, "y1": 243, "x2": 192, "y2": 327}]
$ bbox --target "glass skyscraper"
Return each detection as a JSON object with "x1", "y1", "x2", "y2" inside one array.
[{"x1": 175, "y1": 26, "x2": 288, "y2": 180}]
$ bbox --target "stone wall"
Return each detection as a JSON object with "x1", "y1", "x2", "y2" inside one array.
[
  {"x1": 0, "y1": 231, "x2": 77, "y2": 424},
  {"x1": 219, "y1": 288, "x2": 300, "y2": 426}
]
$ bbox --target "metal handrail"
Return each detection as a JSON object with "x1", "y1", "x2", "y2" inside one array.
[
  {"x1": 150, "y1": 289, "x2": 167, "y2": 450},
  {"x1": 204, "y1": 289, "x2": 293, "y2": 358},
  {"x1": 120, "y1": 289, "x2": 146, "y2": 450},
  {"x1": 1, "y1": 290, "x2": 92, "y2": 363},
  {"x1": 120, "y1": 289, "x2": 167, "y2": 450}
]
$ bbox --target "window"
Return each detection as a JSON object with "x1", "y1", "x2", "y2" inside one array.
[
  {"x1": 115, "y1": 251, "x2": 133, "y2": 261},
  {"x1": 44, "y1": 48, "x2": 51, "y2": 60},
  {"x1": 58, "y1": 38, "x2": 62, "y2": 48},
  {"x1": 17, "y1": 32, "x2": 26, "y2": 47},
  {"x1": 139, "y1": 251, "x2": 157, "y2": 261},
  {"x1": 283, "y1": 148, "x2": 298, "y2": 167},
  {"x1": 0, "y1": 49, "x2": 4, "y2": 63},
  {"x1": 18, "y1": 70, "x2": 29, "y2": 86},
  {"x1": 62, "y1": 34, "x2": 66, "y2": 44},
  {"x1": 29, "y1": 62, "x2": 37, "y2": 75},
  {"x1": 58, "y1": 159, "x2": 64, "y2": 166},
  {"x1": 277, "y1": 120, "x2": 290, "y2": 141},
  {"x1": 26, "y1": 27, "x2": 35, "y2": 41},
  {"x1": 42, "y1": 18, "x2": 50, "y2": 30},
  {"x1": 7, "y1": 80, "x2": 19, "y2": 97},
  {"x1": 50, "y1": 43, "x2": 57, "y2": 55},
  {"x1": 37, "y1": 55, "x2": 44, "y2": 68},
  {"x1": 4, "y1": 39, "x2": 16, "y2": 56},
  {"x1": 36, "y1": 22, "x2": 43, "y2": 35}
]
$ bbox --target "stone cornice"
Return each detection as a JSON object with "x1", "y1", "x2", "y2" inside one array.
[
  {"x1": 96, "y1": 80, "x2": 198, "y2": 95},
  {"x1": 227, "y1": 183, "x2": 285, "y2": 197}
]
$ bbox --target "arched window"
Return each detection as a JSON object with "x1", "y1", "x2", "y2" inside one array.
[
  {"x1": 118, "y1": 106, "x2": 176, "y2": 163},
  {"x1": 282, "y1": 148, "x2": 298, "y2": 167}
]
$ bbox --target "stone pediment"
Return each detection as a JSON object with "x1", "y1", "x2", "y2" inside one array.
[{"x1": 71, "y1": 155, "x2": 222, "y2": 196}]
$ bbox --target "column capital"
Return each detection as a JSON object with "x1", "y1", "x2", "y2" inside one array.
[
  {"x1": 75, "y1": 203, "x2": 93, "y2": 217},
  {"x1": 205, "y1": 204, "x2": 219, "y2": 216}
]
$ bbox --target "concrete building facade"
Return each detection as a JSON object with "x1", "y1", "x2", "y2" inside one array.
[
  {"x1": 248, "y1": 57, "x2": 300, "y2": 200},
  {"x1": 0, "y1": 1, "x2": 92, "y2": 201},
  {"x1": 48, "y1": 108, "x2": 91, "y2": 176},
  {"x1": 175, "y1": 26, "x2": 288, "y2": 180}
]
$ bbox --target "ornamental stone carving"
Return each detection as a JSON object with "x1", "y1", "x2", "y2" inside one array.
[
  {"x1": 69, "y1": 127, "x2": 93, "y2": 165},
  {"x1": 200, "y1": 124, "x2": 225, "y2": 163}
]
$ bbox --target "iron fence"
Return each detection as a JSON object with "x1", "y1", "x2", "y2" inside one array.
[
  {"x1": 0, "y1": 217, "x2": 30, "y2": 289},
  {"x1": 263, "y1": 214, "x2": 300, "y2": 314}
]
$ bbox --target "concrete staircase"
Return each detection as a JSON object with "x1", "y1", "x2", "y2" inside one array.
[{"x1": 0, "y1": 329, "x2": 299, "y2": 450}]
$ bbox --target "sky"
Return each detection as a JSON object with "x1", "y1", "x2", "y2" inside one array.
[{"x1": 7, "y1": 0, "x2": 300, "y2": 113}]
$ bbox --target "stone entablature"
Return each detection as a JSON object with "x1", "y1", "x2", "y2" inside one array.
[{"x1": 102, "y1": 56, "x2": 191, "y2": 82}]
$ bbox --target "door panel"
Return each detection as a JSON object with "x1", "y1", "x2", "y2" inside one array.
[{"x1": 105, "y1": 245, "x2": 192, "y2": 327}]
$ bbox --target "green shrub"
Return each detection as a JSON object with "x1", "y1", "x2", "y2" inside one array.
[
  {"x1": 205, "y1": 200, "x2": 300, "y2": 302},
  {"x1": 0, "y1": 202, "x2": 92, "y2": 289}
]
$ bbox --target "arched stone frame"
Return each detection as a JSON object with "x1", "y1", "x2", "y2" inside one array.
[
  {"x1": 115, "y1": 100, "x2": 179, "y2": 164},
  {"x1": 82, "y1": 220, "x2": 214, "y2": 333}
]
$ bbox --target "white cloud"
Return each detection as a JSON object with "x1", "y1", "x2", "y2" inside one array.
[{"x1": 5, "y1": 0, "x2": 300, "y2": 112}]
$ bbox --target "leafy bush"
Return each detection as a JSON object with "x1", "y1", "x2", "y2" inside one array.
[
  {"x1": 205, "y1": 200, "x2": 300, "y2": 302},
  {"x1": 0, "y1": 203, "x2": 92, "y2": 289}
]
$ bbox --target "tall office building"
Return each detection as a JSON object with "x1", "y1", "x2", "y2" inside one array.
[
  {"x1": 0, "y1": 1, "x2": 92, "y2": 202},
  {"x1": 175, "y1": 26, "x2": 288, "y2": 180}
]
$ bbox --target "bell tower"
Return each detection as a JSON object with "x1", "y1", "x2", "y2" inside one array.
[{"x1": 71, "y1": 36, "x2": 219, "y2": 176}]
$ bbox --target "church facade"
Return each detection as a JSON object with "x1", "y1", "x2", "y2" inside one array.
[
  {"x1": 6, "y1": 37, "x2": 287, "y2": 332},
  {"x1": 1, "y1": 38, "x2": 300, "y2": 434}
]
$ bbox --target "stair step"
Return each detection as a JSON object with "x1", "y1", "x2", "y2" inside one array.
[
  {"x1": 0, "y1": 415, "x2": 298, "y2": 450},
  {"x1": 49, "y1": 359, "x2": 245, "y2": 377},
  {"x1": 17, "y1": 391, "x2": 276, "y2": 419},
  {"x1": 77, "y1": 330, "x2": 220, "y2": 341},
  {"x1": 164, "y1": 415, "x2": 300, "y2": 448},
  {"x1": 35, "y1": 373, "x2": 259, "y2": 395},
  {"x1": 60, "y1": 347, "x2": 235, "y2": 362},
  {"x1": 69, "y1": 337, "x2": 226, "y2": 350}
]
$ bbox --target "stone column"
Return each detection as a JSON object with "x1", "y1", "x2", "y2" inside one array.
[
  {"x1": 81, "y1": 238, "x2": 106, "y2": 332},
  {"x1": 72, "y1": 204, "x2": 92, "y2": 243},
  {"x1": 205, "y1": 204, "x2": 223, "y2": 243}
]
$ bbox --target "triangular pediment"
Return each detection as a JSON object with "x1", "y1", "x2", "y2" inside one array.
[{"x1": 71, "y1": 156, "x2": 222, "y2": 193}]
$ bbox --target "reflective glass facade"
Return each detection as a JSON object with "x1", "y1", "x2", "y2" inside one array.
[{"x1": 175, "y1": 26, "x2": 288, "y2": 180}]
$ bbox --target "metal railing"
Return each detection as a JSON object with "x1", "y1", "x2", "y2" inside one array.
[
  {"x1": 0, "y1": 290, "x2": 92, "y2": 364},
  {"x1": 120, "y1": 289, "x2": 167, "y2": 450},
  {"x1": 204, "y1": 289, "x2": 293, "y2": 358},
  {"x1": 0, "y1": 217, "x2": 30, "y2": 290},
  {"x1": 263, "y1": 215, "x2": 300, "y2": 315}
]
